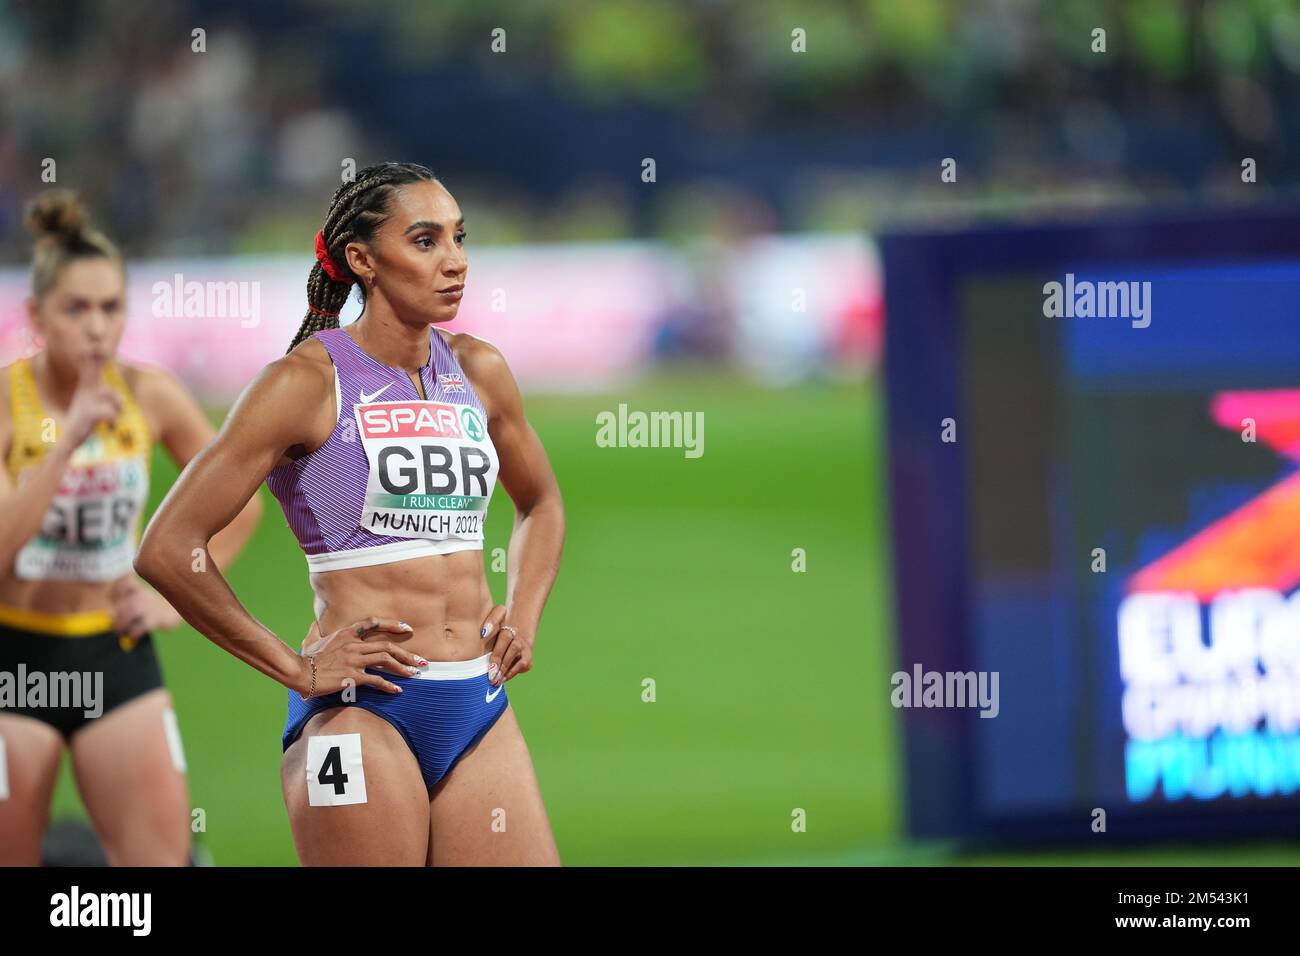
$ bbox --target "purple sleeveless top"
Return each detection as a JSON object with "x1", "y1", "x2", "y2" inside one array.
[{"x1": 266, "y1": 325, "x2": 500, "y2": 572}]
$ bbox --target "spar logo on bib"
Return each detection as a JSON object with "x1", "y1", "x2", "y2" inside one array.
[
  {"x1": 358, "y1": 401, "x2": 463, "y2": 439},
  {"x1": 354, "y1": 400, "x2": 496, "y2": 541}
]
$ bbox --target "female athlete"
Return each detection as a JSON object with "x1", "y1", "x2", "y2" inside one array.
[
  {"x1": 136, "y1": 162, "x2": 565, "y2": 865},
  {"x1": 0, "y1": 190, "x2": 263, "y2": 865}
]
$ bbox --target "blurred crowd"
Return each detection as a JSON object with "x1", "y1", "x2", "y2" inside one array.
[{"x1": 1, "y1": 0, "x2": 1299, "y2": 261}]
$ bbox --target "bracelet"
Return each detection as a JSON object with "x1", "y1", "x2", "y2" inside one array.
[{"x1": 305, "y1": 654, "x2": 317, "y2": 699}]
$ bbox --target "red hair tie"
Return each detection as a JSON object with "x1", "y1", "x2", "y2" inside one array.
[
  {"x1": 314, "y1": 230, "x2": 353, "y2": 285},
  {"x1": 307, "y1": 304, "x2": 341, "y2": 317}
]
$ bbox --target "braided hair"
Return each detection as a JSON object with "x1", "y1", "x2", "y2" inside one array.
[{"x1": 287, "y1": 162, "x2": 439, "y2": 353}]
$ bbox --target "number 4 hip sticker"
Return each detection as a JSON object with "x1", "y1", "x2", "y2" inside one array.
[{"x1": 306, "y1": 733, "x2": 367, "y2": 806}]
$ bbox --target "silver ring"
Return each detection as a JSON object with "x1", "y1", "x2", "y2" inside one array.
[{"x1": 500, "y1": 624, "x2": 518, "y2": 638}]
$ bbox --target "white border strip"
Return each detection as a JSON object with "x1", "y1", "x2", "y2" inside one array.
[
  {"x1": 405, "y1": 653, "x2": 491, "y2": 681},
  {"x1": 162, "y1": 707, "x2": 187, "y2": 773},
  {"x1": 306, "y1": 537, "x2": 482, "y2": 572}
]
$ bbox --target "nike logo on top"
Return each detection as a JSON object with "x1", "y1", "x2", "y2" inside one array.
[
  {"x1": 486, "y1": 683, "x2": 503, "y2": 703},
  {"x1": 357, "y1": 383, "x2": 393, "y2": 404}
]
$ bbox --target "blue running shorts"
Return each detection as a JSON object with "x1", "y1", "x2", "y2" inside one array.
[{"x1": 283, "y1": 652, "x2": 509, "y2": 792}]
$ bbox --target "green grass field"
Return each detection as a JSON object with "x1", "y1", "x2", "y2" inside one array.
[{"x1": 46, "y1": 371, "x2": 1300, "y2": 865}]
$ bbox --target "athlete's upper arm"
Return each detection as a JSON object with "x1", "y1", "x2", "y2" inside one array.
[
  {"x1": 455, "y1": 334, "x2": 559, "y2": 515},
  {"x1": 0, "y1": 366, "x2": 13, "y2": 499},
  {"x1": 130, "y1": 364, "x2": 217, "y2": 468},
  {"x1": 144, "y1": 348, "x2": 332, "y2": 540}
]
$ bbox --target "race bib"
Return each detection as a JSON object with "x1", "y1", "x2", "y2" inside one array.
[
  {"x1": 14, "y1": 453, "x2": 149, "y2": 582},
  {"x1": 354, "y1": 400, "x2": 497, "y2": 541}
]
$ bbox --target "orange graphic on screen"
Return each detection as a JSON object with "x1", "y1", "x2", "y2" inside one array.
[{"x1": 1128, "y1": 390, "x2": 1300, "y2": 600}]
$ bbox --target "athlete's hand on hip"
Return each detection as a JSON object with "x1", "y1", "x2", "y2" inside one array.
[
  {"x1": 64, "y1": 354, "x2": 123, "y2": 447},
  {"x1": 296, "y1": 617, "x2": 426, "y2": 697},
  {"x1": 480, "y1": 605, "x2": 532, "y2": 685},
  {"x1": 108, "y1": 576, "x2": 182, "y2": 640}
]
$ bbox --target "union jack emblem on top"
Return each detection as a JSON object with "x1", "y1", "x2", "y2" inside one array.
[{"x1": 438, "y1": 373, "x2": 466, "y2": 393}]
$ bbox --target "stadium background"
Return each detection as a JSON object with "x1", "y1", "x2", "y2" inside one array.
[{"x1": 2, "y1": 0, "x2": 1299, "y2": 864}]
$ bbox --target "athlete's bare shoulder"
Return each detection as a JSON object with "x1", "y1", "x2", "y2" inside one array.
[
  {"x1": 118, "y1": 361, "x2": 189, "y2": 441},
  {"x1": 436, "y1": 327, "x2": 519, "y2": 423},
  {"x1": 242, "y1": 337, "x2": 333, "y2": 411},
  {"x1": 279, "y1": 334, "x2": 336, "y2": 387},
  {"x1": 441, "y1": 330, "x2": 512, "y2": 379},
  {"x1": 0, "y1": 363, "x2": 12, "y2": 451},
  {"x1": 224, "y1": 335, "x2": 336, "y2": 457},
  {"x1": 436, "y1": 326, "x2": 494, "y2": 363},
  {"x1": 120, "y1": 361, "x2": 191, "y2": 410}
]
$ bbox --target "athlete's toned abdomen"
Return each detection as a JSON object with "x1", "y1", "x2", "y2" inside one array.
[
  {"x1": 307, "y1": 548, "x2": 494, "y2": 661},
  {"x1": 0, "y1": 574, "x2": 120, "y2": 617}
]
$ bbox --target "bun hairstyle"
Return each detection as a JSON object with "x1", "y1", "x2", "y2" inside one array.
[
  {"x1": 25, "y1": 189, "x2": 122, "y2": 299},
  {"x1": 287, "y1": 161, "x2": 440, "y2": 353}
]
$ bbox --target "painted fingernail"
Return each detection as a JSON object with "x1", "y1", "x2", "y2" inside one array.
[
  {"x1": 488, "y1": 663, "x2": 499, "y2": 681},
  {"x1": 408, "y1": 667, "x2": 419, "y2": 674},
  {"x1": 481, "y1": 624, "x2": 492, "y2": 638},
  {"x1": 417, "y1": 658, "x2": 428, "y2": 666}
]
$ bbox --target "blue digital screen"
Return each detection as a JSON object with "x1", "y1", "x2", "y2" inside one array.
[{"x1": 884, "y1": 213, "x2": 1300, "y2": 842}]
